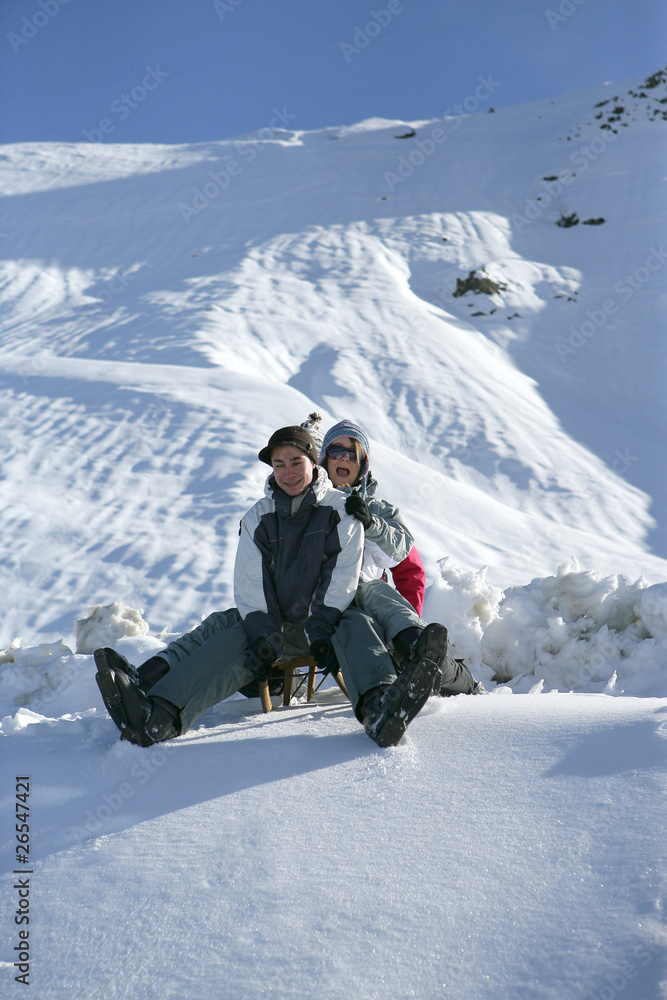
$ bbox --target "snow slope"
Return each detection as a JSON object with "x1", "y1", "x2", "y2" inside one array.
[
  {"x1": 1, "y1": 72, "x2": 666, "y2": 999},
  {"x1": 1, "y1": 70, "x2": 666, "y2": 647}
]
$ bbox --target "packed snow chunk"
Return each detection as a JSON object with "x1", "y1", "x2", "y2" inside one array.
[
  {"x1": 436, "y1": 557, "x2": 504, "y2": 628},
  {"x1": 423, "y1": 557, "x2": 503, "y2": 671},
  {"x1": 1, "y1": 707, "x2": 56, "y2": 735},
  {"x1": 0, "y1": 643, "x2": 89, "y2": 719},
  {"x1": 0, "y1": 638, "x2": 22, "y2": 665},
  {"x1": 633, "y1": 582, "x2": 667, "y2": 640},
  {"x1": 12, "y1": 639, "x2": 73, "y2": 667},
  {"x1": 477, "y1": 560, "x2": 665, "y2": 693},
  {"x1": 74, "y1": 603, "x2": 149, "y2": 653},
  {"x1": 427, "y1": 557, "x2": 667, "y2": 695}
]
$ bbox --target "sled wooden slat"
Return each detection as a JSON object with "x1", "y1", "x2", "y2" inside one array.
[{"x1": 259, "y1": 657, "x2": 349, "y2": 713}]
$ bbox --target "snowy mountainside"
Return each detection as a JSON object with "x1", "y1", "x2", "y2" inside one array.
[
  {"x1": 1, "y1": 74, "x2": 667, "y2": 1000},
  {"x1": 0, "y1": 70, "x2": 666, "y2": 650}
]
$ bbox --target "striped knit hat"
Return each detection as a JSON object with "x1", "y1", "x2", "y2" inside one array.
[{"x1": 319, "y1": 419, "x2": 370, "y2": 479}]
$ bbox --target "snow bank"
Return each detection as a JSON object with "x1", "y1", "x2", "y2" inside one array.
[
  {"x1": 427, "y1": 557, "x2": 667, "y2": 697},
  {"x1": 2, "y1": 558, "x2": 666, "y2": 730},
  {"x1": 10, "y1": 639, "x2": 73, "y2": 667},
  {"x1": 0, "y1": 645, "x2": 84, "y2": 726},
  {"x1": 0, "y1": 609, "x2": 172, "y2": 725}
]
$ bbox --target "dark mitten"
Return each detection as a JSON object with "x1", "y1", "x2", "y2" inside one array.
[
  {"x1": 249, "y1": 633, "x2": 283, "y2": 680},
  {"x1": 345, "y1": 493, "x2": 374, "y2": 530},
  {"x1": 310, "y1": 639, "x2": 340, "y2": 677}
]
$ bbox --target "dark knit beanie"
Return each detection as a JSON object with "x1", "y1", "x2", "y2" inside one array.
[{"x1": 258, "y1": 426, "x2": 318, "y2": 466}]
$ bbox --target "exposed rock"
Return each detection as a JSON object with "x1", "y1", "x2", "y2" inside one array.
[{"x1": 453, "y1": 270, "x2": 507, "y2": 298}]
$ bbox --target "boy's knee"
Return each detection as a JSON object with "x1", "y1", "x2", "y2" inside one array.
[{"x1": 201, "y1": 608, "x2": 240, "y2": 632}]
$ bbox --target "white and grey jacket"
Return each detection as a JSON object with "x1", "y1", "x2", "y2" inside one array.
[
  {"x1": 234, "y1": 467, "x2": 363, "y2": 646},
  {"x1": 338, "y1": 474, "x2": 414, "y2": 582}
]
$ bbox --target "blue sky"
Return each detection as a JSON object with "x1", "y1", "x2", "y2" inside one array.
[{"x1": 1, "y1": 0, "x2": 665, "y2": 144}]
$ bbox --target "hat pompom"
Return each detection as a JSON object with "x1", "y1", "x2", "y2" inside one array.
[{"x1": 300, "y1": 412, "x2": 324, "y2": 455}]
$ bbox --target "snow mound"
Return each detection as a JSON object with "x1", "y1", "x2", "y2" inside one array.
[
  {"x1": 635, "y1": 582, "x2": 667, "y2": 641},
  {"x1": 3, "y1": 561, "x2": 666, "y2": 725},
  {"x1": 422, "y1": 558, "x2": 503, "y2": 669},
  {"x1": 428, "y1": 558, "x2": 667, "y2": 697},
  {"x1": 9, "y1": 639, "x2": 74, "y2": 667},
  {"x1": 1, "y1": 707, "x2": 59, "y2": 735},
  {"x1": 74, "y1": 603, "x2": 150, "y2": 653}
]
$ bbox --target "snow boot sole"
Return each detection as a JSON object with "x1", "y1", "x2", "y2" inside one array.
[
  {"x1": 94, "y1": 651, "x2": 129, "y2": 733},
  {"x1": 365, "y1": 656, "x2": 439, "y2": 748},
  {"x1": 413, "y1": 623, "x2": 448, "y2": 667},
  {"x1": 94, "y1": 645, "x2": 140, "y2": 682},
  {"x1": 94, "y1": 649, "x2": 154, "y2": 745}
]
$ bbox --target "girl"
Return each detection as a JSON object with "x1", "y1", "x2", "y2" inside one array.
[{"x1": 315, "y1": 416, "x2": 482, "y2": 697}]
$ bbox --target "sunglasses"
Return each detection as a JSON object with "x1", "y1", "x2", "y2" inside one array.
[{"x1": 325, "y1": 444, "x2": 358, "y2": 462}]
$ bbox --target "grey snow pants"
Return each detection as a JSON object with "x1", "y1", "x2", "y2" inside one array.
[
  {"x1": 147, "y1": 596, "x2": 413, "y2": 733},
  {"x1": 148, "y1": 580, "x2": 425, "y2": 733}
]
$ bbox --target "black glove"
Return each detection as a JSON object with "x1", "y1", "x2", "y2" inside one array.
[
  {"x1": 310, "y1": 639, "x2": 340, "y2": 677},
  {"x1": 345, "y1": 493, "x2": 374, "y2": 530},
  {"x1": 249, "y1": 633, "x2": 283, "y2": 681}
]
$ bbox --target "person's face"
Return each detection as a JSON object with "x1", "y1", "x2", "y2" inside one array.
[
  {"x1": 325, "y1": 436, "x2": 361, "y2": 488},
  {"x1": 271, "y1": 445, "x2": 315, "y2": 496}
]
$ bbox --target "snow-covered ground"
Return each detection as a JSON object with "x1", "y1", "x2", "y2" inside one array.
[
  {"x1": 1, "y1": 70, "x2": 666, "y2": 998},
  {"x1": 2, "y1": 667, "x2": 666, "y2": 1000}
]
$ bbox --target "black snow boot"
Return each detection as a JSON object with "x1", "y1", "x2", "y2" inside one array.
[
  {"x1": 94, "y1": 648, "x2": 138, "y2": 730},
  {"x1": 361, "y1": 631, "x2": 442, "y2": 748},
  {"x1": 393, "y1": 625, "x2": 484, "y2": 697},
  {"x1": 94, "y1": 646, "x2": 140, "y2": 684},
  {"x1": 394, "y1": 623, "x2": 448, "y2": 669},
  {"x1": 390, "y1": 626, "x2": 423, "y2": 671},
  {"x1": 95, "y1": 650, "x2": 180, "y2": 747},
  {"x1": 136, "y1": 654, "x2": 171, "y2": 693},
  {"x1": 94, "y1": 646, "x2": 170, "y2": 694},
  {"x1": 239, "y1": 665, "x2": 285, "y2": 700},
  {"x1": 393, "y1": 622, "x2": 450, "y2": 690},
  {"x1": 436, "y1": 656, "x2": 484, "y2": 697}
]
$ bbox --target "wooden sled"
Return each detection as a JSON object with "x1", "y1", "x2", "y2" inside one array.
[{"x1": 258, "y1": 656, "x2": 349, "y2": 713}]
